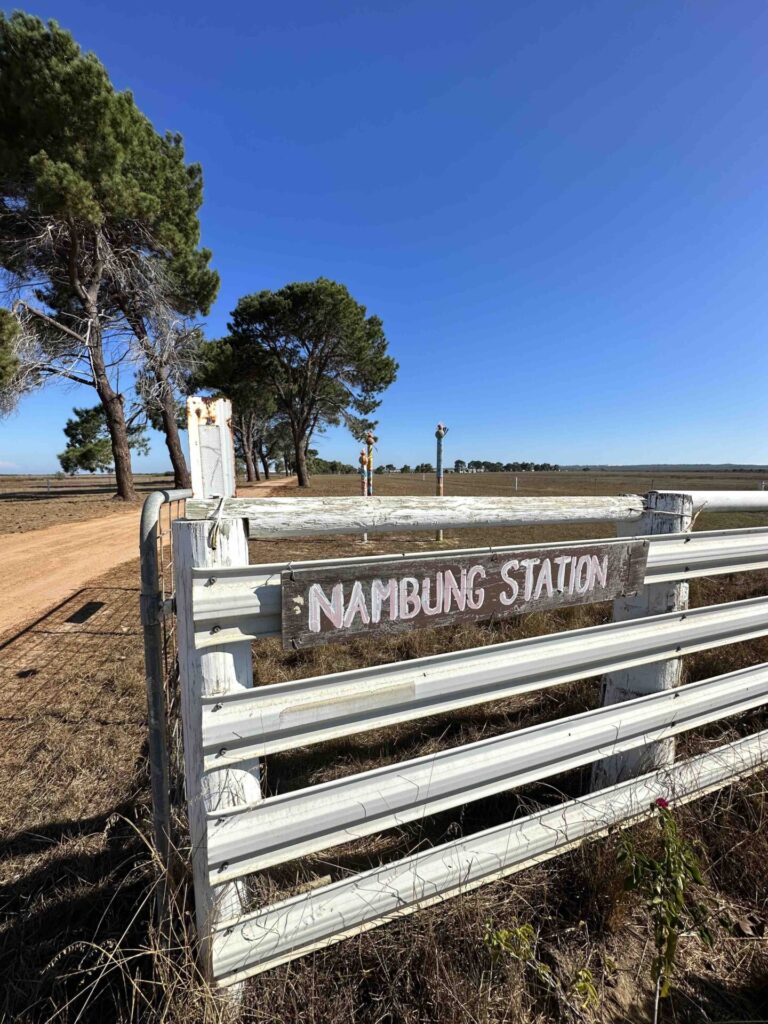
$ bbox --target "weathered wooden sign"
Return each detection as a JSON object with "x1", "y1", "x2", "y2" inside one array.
[{"x1": 281, "y1": 540, "x2": 649, "y2": 650}]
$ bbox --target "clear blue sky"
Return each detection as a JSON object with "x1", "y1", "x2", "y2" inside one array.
[{"x1": 2, "y1": 0, "x2": 767, "y2": 472}]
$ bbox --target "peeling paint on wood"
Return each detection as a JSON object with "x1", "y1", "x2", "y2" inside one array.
[{"x1": 186, "y1": 494, "x2": 645, "y2": 538}]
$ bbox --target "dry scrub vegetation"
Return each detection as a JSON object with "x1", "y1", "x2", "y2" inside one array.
[{"x1": 2, "y1": 472, "x2": 768, "y2": 1022}]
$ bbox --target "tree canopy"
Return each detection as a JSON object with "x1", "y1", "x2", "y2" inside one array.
[
  {"x1": 224, "y1": 278, "x2": 397, "y2": 486},
  {"x1": 0, "y1": 12, "x2": 218, "y2": 496},
  {"x1": 58, "y1": 404, "x2": 148, "y2": 474}
]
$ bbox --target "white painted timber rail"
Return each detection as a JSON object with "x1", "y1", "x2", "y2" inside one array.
[
  {"x1": 211, "y1": 730, "x2": 768, "y2": 984},
  {"x1": 191, "y1": 527, "x2": 768, "y2": 647},
  {"x1": 186, "y1": 494, "x2": 646, "y2": 537},
  {"x1": 207, "y1": 662, "x2": 768, "y2": 884},
  {"x1": 201, "y1": 595, "x2": 768, "y2": 766}
]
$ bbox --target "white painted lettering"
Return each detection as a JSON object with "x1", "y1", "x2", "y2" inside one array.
[
  {"x1": 591, "y1": 554, "x2": 608, "y2": 589},
  {"x1": 399, "y1": 577, "x2": 421, "y2": 619},
  {"x1": 443, "y1": 569, "x2": 468, "y2": 612},
  {"x1": 371, "y1": 578, "x2": 398, "y2": 623},
  {"x1": 308, "y1": 582, "x2": 344, "y2": 632},
  {"x1": 520, "y1": 558, "x2": 540, "y2": 600},
  {"x1": 575, "y1": 554, "x2": 592, "y2": 595},
  {"x1": 568, "y1": 556, "x2": 578, "y2": 594},
  {"x1": 499, "y1": 559, "x2": 520, "y2": 606},
  {"x1": 533, "y1": 559, "x2": 554, "y2": 599},
  {"x1": 466, "y1": 565, "x2": 487, "y2": 610},
  {"x1": 342, "y1": 581, "x2": 370, "y2": 627},
  {"x1": 421, "y1": 575, "x2": 444, "y2": 615},
  {"x1": 554, "y1": 555, "x2": 570, "y2": 594}
]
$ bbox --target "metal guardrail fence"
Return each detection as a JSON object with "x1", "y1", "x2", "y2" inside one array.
[{"x1": 141, "y1": 489, "x2": 768, "y2": 987}]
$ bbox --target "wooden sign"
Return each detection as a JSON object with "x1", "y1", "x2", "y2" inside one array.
[{"x1": 281, "y1": 540, "x2": 649, "y2": 650}]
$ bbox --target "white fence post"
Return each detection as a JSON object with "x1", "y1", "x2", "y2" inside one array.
[
  {"x1": 173, "y1": 516, "x2": 259, "y2": 985},
  {"x1": 187, "y1": 396, "x2": 237, "y2": 499},
  {"x1": 591, "y1": 491, "x2": 694, "y2": 789}
]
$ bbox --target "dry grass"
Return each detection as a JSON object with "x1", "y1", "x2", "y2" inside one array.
[
  {"x1": 0, "y1": 474, "x2": 176, "y2": 534},
  {"x1": 2, "y1": 471, "x2": 768, "y2": 1021}
]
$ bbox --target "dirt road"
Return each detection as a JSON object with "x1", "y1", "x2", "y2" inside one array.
[{"x1": 1, "y1": 477, "x2": 295, "y2": 635}]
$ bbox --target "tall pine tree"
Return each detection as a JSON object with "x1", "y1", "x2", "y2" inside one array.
[{"x1": 0, "y1": 13, "x2": 218, "y2": 497}]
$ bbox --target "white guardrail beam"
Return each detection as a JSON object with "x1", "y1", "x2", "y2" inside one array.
[
  {"x1": 191, "y1": 527, "x2": 768, "y2": 648},
  {"x1": 206, "y1": 661, "x2": 768, "y2": 884},
  {"x1": 210, "y1": 729, "x2": 768, "y2": 984},
  {"x1": 201, "y1": 595, "x2": 768, "y2": 766}
]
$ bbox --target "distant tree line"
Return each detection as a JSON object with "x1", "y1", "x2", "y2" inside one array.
[
  {"x1": 345, "y1": 461, "x2": 563, "y2": 476},
  {"x1": 454, "y1": 460, "x2": 560, "y2": 473}
]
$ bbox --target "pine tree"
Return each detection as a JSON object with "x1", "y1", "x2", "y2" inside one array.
[
  {"x1": 58, "y1": 405, "x2": 149, "y2": 474},
  {"x1": 0, "y1": 13, "x2": 218, "y2": 497}
]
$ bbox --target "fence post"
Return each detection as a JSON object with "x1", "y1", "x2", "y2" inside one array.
[
  {"x1": 591, "y1": 491, "x2": 693, "y2": 789},
  {"x1": 173, "y1": 515, "x2": 260, "y2": 987},
  {"x1": 435, "y1": 422, "x2": 447, "y2": 541},
  {"x1": 359, "y1": 449, "x2": 369, "y2": 543},
  {"x1": 187, "y1": 396, "x2": 237, "y2": 499},
  {"x1": 366, "y1": 431, "x2": 375, "y2": 496}
]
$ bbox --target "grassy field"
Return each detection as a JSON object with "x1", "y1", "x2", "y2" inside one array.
[
  {"x1": 0, "y1": 474, "x2": 177, "y2": 534},
  {"x1": 2, "y1": 467, "x2": 766, "y2": 536},
  {"x1": 2, "y1": 471, "x2": 768, "y2": 1022}
]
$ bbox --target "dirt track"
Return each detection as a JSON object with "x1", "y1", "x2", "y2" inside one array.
[{"x1": 0, "y1": 477, "x2": 295, "y2": 635}]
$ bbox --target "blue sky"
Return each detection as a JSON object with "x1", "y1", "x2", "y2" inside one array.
[{"x1": 2, "y1": 0, "x2": 767, "y2": 472}]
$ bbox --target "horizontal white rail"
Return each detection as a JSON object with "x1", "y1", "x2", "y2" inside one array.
[
  {"x1": 679, "y1": 490, "x2": 768, "y2": 513},
  {"x1": 201, "y1": 595, "x2": 768, "y2": 767},
  {"x1": 206, "y1": 662, "x2": 768, "y2": 883},
  {"x1": 645, "y1": 526, "x2": 768, "y2": 581},
  {"x1": 186, "y1": 494, "x2": 645, "y2": 537},
  {"x1": 191, "y1": 527, "x2": 768, "y2": 647},
  {"x1": 211, "y1": 729, "x2": 768, "y2": 984}
]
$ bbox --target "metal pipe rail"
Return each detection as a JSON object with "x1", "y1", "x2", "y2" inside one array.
[
  {"x1": 201, "y1": 594, "x2": 768, "y2": 767},
  {"x1": 676, "y1": 490, "x2": 768, "y2": 512},
  {"x1": 211, "y1": 729, "x2": 768, "y2": 984},
  {"x1": 139, "y1": 488, "x2": 193, "y2": 868},
  {"x1": 191, "y1": 526, "x2": 768, "y2": 648}
]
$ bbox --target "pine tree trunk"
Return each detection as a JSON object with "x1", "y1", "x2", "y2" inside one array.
[
  {"x1": 252, "y1": 454, "x2": 261, "y2": 482},
  {"x1": 243, "y1": 446, "x2": 257, "y2": 482},
  {"x1": 98, "y1": 388, "x2": 136, "y2": 501},
  {"x1": 158, "y1": 383, "x2": 191, "y2": 489},
  {"x1": 91, "y1": 340, "x2": 136, "y2": 502},
  {"x1": 293, "y1": 427, "x2": 310, "y2": 487},
  {"x1": 258, "y1": 441, "x2": 270, "y2": 480}
]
